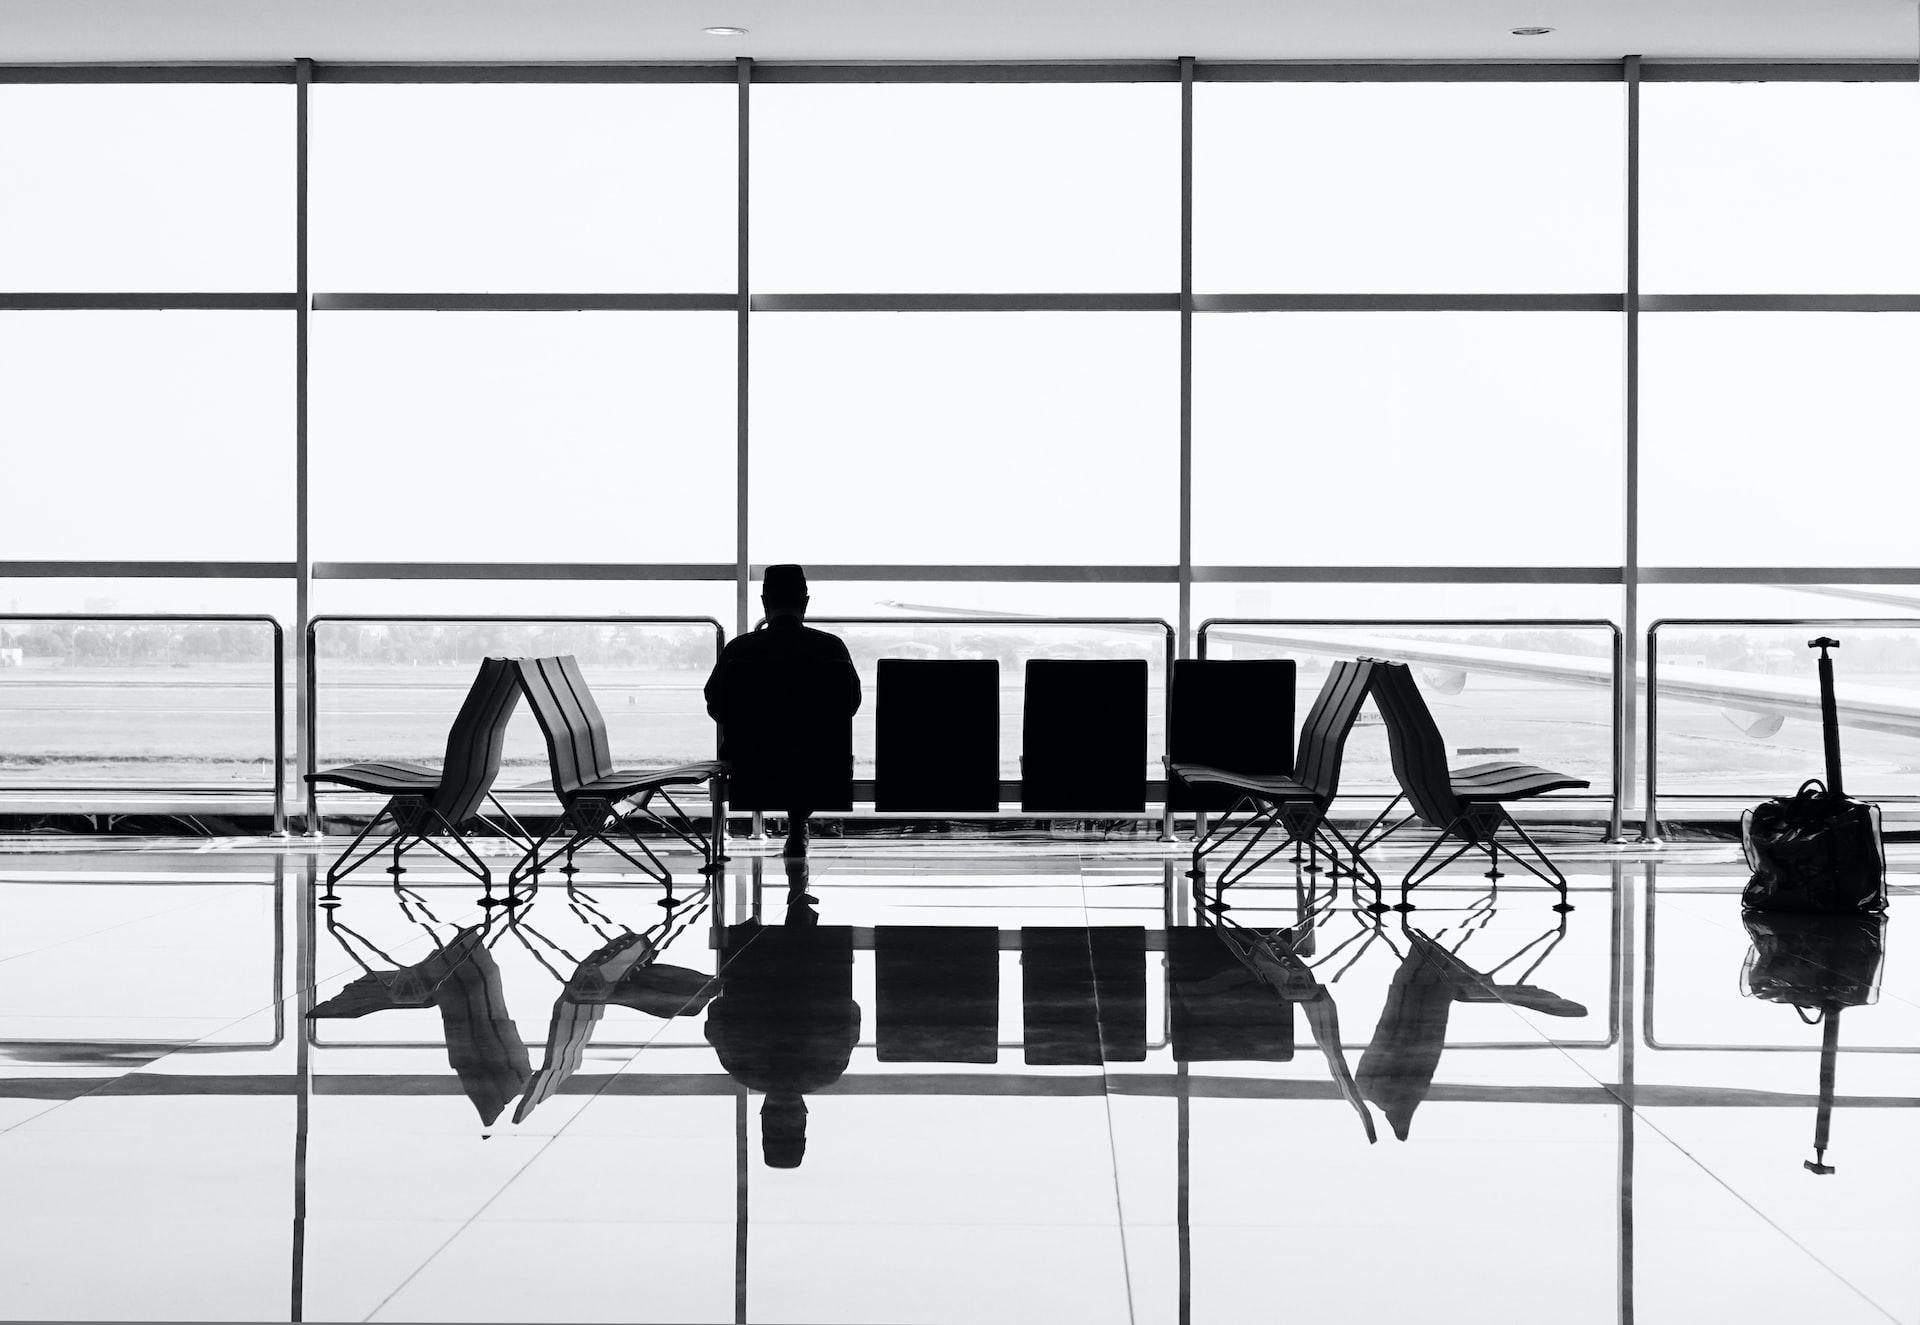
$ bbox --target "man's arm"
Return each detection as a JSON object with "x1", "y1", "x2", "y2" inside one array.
[
  {"x1": 703, "y1": 646, "x2": 730, "y2": 723},
  {"x1": 838, "y1": 639, "x2": 862, "y2": 716}
]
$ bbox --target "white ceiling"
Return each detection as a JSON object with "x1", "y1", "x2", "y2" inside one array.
[{"x1": 0, "y1": 0, "x2": 1915, "y2": 64}]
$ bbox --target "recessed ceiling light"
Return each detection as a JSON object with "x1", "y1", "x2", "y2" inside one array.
[
  {"x1": 1510, "y1": 26, "x2": 1555, "y2": 36},
  {"x1": 703, "y1": 26, "x2": 748, "y2": 36}
]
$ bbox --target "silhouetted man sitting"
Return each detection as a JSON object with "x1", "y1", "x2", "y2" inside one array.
[{"x1": 704, "y1": 564, "x2": 862, "y2": 857}]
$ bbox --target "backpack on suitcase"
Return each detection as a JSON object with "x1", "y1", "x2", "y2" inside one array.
[{"x1": 1741, "y1": 637, "x2": 1886, "y2": 914}]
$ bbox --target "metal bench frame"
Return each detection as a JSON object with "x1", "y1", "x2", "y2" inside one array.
[
  {"x1": 1358, "y1": 659, "x2": 1587, "y2": 912},
  {"x1": 1176, "y1": 658, "x2": 1382, "y2": 910},
  {"x1": 306, "y1": 656, "x2": 531, "y2": 900},
  {"x1": 508, "y1": 655, "x2": 725, "y2": 902}
]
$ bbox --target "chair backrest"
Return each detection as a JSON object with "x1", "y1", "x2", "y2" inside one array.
[
  {"x1": 874, "y1": 659, "x2": 1000, "y2": 812},
  {"x1": 1020, "y1": 659, "x2": 1149, "y2": 813},
  {"x1": 1293, "y1": 657, "x2": 1376, "y2": 804},
  {"x1": 514, "y1": 656, "x2": 598, "y2": 798},
  {"x1": 431, "y1": 656, "x2": 523, "y2": 823},
  {"x1": 553, "y1": 655, "x2": 618, "y2": 782},
  {"x1": 1167, "y1": 658, "x2": 1296, "y2": 811},
  {"x1": 1367, "y1": 660, "x2": 1462, "y2": 827}
]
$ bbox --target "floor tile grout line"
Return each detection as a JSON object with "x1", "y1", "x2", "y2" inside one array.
[
  {"x1": 1080, "y1": 858, "x2": 1141, "y2": 1325},
  {"x1": 1503, "y1": 874, "x2": 1903, "y2": 1324},
  {"x1": 361, "y1": 886, "x2": 761, "y2": 1321},
  {"x1": 0, "y1": 882, "x2": 341, "y2": 1139}
]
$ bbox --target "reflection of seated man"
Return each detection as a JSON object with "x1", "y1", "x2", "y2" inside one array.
[
  {"x1": 703, "y1": 564, "x2": 862, "y2": 856},
  {"x1": 704, "y1": 863, "x2": 859, "y2": 1168}
]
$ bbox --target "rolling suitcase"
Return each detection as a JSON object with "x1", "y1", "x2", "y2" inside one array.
[{"x1": 1741, "y1": 637, "x2": 1886, "y2": 914}]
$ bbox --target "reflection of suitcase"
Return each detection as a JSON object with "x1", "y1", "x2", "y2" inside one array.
[
  {"x1": 1740, "y1": 911, "x2": 1886, "y2": 1175},
  {"x1": 1742, "y1": 638, "x2": 1885, "y2": 914}
]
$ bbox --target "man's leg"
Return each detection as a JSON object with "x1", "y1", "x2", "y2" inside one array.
[{"x1": 782, "y1": 808, "x2": 812, "y2": 857}]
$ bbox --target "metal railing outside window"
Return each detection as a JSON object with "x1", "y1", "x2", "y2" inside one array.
[
  {"x1": 303, "y1": 615, "x2": 726, "y2": 830},
  {"x1": 1644, "y1": 616, "x2": 1920, "y2": 840},
  {"x1": 1197, "y1": 617, "x2": 1626, "y2": 839},
  {"x1": 0, "y1": 613, "x2": 286, "y2": 830}
]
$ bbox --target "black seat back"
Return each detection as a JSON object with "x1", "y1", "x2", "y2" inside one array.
[
  {"x1": 430, "y1": 656, "x2": 523, "y2": 824},
  {"x1": 1293, "y1": 658, "x2": 1376, "y2": 805},
  {"x1": 1368, "y1": 660, "x2": 1463, "y2": 827},
  {"x1": 874, "y1": 659, "x2": 1000, "y2": 812},
  {"x1": 1167, "y1": 658, "x2": 1295, "y2": 811},
  {"x1": 554, "y1": 655, "x2": 618, "y2": 782},
  {"x1": 1020, "y1": 659, "x2": 1149, "y2": 813},
  {"x1": 515, "y1": 656, "x2": 596, "y2": 799}
]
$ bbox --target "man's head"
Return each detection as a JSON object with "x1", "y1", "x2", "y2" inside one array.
[{"x1": 761, "y1": 564, "x2": 809, "y2": 622}]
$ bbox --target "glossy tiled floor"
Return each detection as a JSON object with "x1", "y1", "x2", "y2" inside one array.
[{"x1": 0, "y1": 833, "x2": 1915, "y2": 1323}]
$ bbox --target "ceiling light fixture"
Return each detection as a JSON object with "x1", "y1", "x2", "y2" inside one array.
[
  {"x1": 1510, "y1": 26, "x2": 1555, "y2": 36},
  {"x1": 703, "y1": 26, "x2": 748, "y2": 36}
]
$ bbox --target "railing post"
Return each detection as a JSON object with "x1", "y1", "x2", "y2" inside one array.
[
  {"x1": 1608, "y1": 625, "x2": 1623, "y2": 843},
  {"x1": 1161, "y1": 621, "x2": 1178, "y2": 842},
  {"x1": 272, "y1": 623, "x2": 287, "y2": 837},
  {"x1": 1642, "y1": 627, "x2": 1661, "y2": 843}
]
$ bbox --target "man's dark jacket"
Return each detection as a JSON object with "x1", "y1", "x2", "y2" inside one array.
[{"x1": 704, "y1": 619, "x2": 862, "y2": 809}]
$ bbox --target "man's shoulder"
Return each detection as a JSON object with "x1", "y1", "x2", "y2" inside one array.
[
  {"x1": 794, "y1": 624, "x2": 852, "y2": 653},
  {"x1": 719, "y1": 624, "x2": 848, "y2": 659}
]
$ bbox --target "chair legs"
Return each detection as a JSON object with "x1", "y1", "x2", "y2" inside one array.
[
  {"x1": 1187, "y1": 795, "x2": 1383, "y2": 912},
  {"x1": 321, "y1": 795, "x2": 532, "y2": 910},
  {"x1": 1394, "y1": 804, "x2": 1573, "y2": 914},
  {"x1": 507, "y1": 787, "x2": 720, "y2": 908}
]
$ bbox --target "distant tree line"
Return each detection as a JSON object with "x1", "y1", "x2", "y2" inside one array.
[{"x1": 0, "y1": 622, "x2": 272, "y2": 664}]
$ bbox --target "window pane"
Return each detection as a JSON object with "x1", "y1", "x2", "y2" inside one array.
[
  {"x1": 315, "y1": 579, "x2": 731, "y2": 621},
  {"x1": 1648, "y1": 621, "x2": 1920, "y2": 801},
  {"x1": 1201, "y1": 621, "x2": 1617, "y2": 799},
  {"x1": 0, "y1": 619, "x2": 281, "y2": 790},
  {"x1": 0, "y1": 312, "x2": 292, "y2": 559},
  {"x1": 750, "y1": 313, "x2": 1178, "y2": 564},
  {"x1": 1192, "y1": 583, "x2": 1618, "y2": 622},
  {"x1": 1192, "y1": 313, "x2": 1621, "y2": 565},
  {"x1": 311, "y1": 312, "x2": 735, "y2": 561},
  {"x1": 1640, "y1": 314, "x2": 1919, "y2": 565},
  {"x1": 312, "y1": 86, "x2": 736, "y2": 292},
  {"x1": 0, "y1": 86, "x2": 291, "y2": 291},
  {"x1": 1195, "y1": 84, "x2": 1623, "y2": 293},
  {"x1": 1642, "y1": 83, "x2": 1920, "y2": 293},
  {"x1": 310, "y1": 619, "x2": 722, "y2": 781},
  {"x1": 752, "y1": 85, "x2": 1179, "y2": 292}
]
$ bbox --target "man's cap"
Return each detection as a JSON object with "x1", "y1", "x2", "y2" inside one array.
[{"x1": 762, "y1": 564, "x2": 808, "y2": 601}]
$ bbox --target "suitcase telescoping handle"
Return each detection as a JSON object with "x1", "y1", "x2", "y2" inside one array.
[{"x1": 1809, "y1": 636, "x2": 1844, "y2": 799}]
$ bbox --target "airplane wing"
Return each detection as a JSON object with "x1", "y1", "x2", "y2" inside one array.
[{"x1": 878, "y1": 602, "x2": 1920, "y2": 741}]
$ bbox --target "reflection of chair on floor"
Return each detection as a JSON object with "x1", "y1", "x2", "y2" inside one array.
[
  {"x1": 1361, "y1": 660, "x2": 1589, "y2": 912},
  {"x1": 306, "y1": 656, "x2": 528, "y2": 899},
  {"x1": 875, "y1": 925, "x2": 1000, "y2": 1063},
  {"x1": 1356, "y1": 920, "x2": 1584, "y2": 1141},
  {"x1": 509, "y1": 655, "x2": 726, "y2": 900},
  {"x1": 1021, "y1": 927, "x2": 1147, "y2": 1066},
  {"x1": 1208, "y1": 908, "x2": 1378, "y2": 1142},
  {"x1": 510, "y1": 887, "x2": 721, "y2": 1123},
  {"x1": 310, "y1": 900, "x2": 532, "y2": 1126},
  {"x1": 1175, "y1": 658, "x2": 1381, "y2": 910}
]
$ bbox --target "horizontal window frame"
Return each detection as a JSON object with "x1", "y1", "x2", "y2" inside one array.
[
  {"x1": 6, "y1": 60, "x2": 1914, "y2": 85},
  {"x1": 7, "y1": 563, "x2": 1916, "y2": 585}
]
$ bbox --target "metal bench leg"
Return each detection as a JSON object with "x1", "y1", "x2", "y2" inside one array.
[
  {"x1": 1490, "y1": 809, "x2": 1575, "y2": 913},
  {"x1": 1396, "y1": 819, "x2": 1481, "y2": 913},
  {"x1": 323, "y1": 800, "x2": 415, "y2": 893}
]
